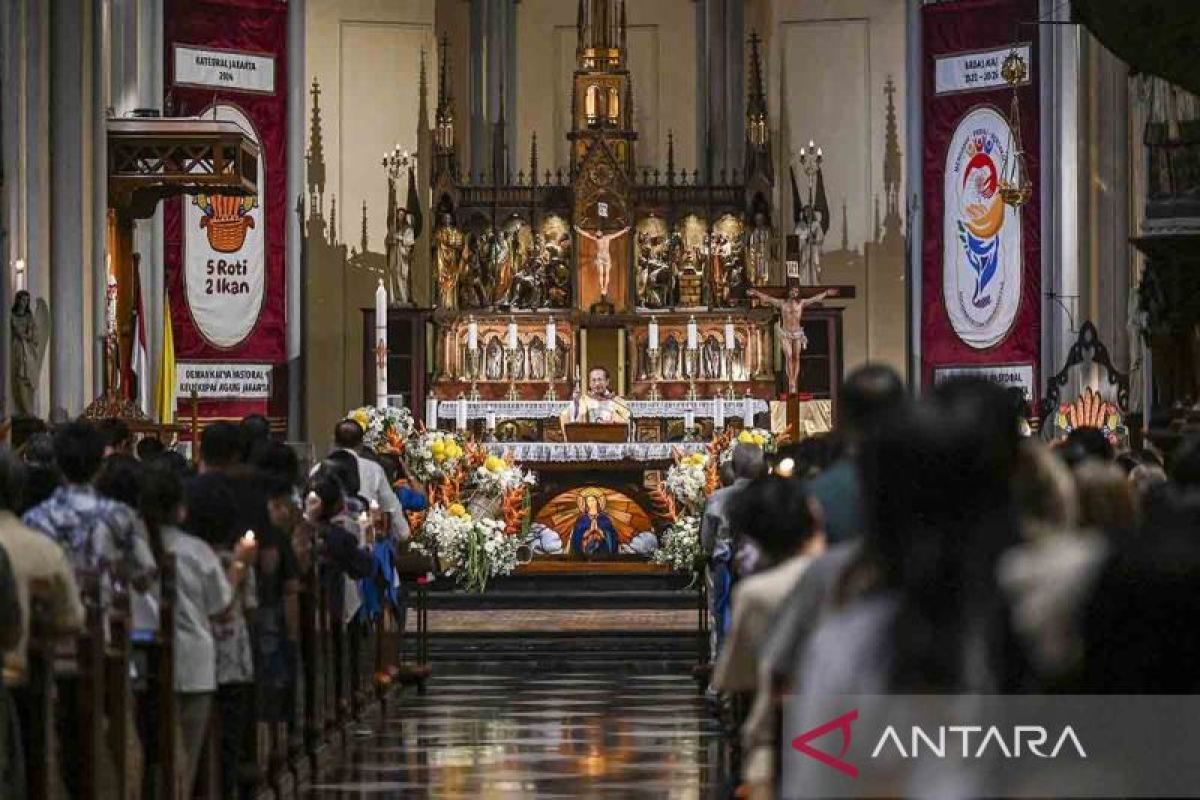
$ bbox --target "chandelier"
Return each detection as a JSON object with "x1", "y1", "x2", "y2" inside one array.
[{"x1": 998, "y1": 48, "x2": 1032, "y2": 208}]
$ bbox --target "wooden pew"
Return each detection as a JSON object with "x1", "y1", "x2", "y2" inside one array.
[
  {"x1": 22, "y1": 590, "x2": 58, "y2": 800},
  {"x1": 75, "y1": 572, "x2": 107, "y2": 800}
]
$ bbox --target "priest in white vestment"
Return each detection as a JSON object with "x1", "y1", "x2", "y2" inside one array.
[{"x1": 560, "y1": 365, "x2": 631, "y2": 428}]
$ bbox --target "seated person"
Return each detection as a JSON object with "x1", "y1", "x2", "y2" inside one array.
[{"x1": 560, "y1": 366, "x2": 630, "y2": 429}]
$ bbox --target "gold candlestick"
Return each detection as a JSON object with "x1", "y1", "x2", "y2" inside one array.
[
  {"x1": 647, "y1": 347, "x2": 662, "y2": 401},
  {"x1": 685, "y1": 348, "x2": 699, "y2": 402},
  {"x1": 544, "y1": 348, "x2": 559, "y2": 401},
  {"x1": 504, "y1": 347, "x2": 520, "y2": 401},
  {"x1": 467, "y1": 348, "x2": 482, "y2": 401}
]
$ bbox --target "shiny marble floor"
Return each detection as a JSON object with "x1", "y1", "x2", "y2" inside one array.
[{"x1": 307, "y1": 672, "x2": 725, "y2": 799}]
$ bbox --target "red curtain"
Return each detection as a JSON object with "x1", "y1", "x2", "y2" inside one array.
[{"x1": 920, "y1": 0, "x2": 1041, "y2": 393}]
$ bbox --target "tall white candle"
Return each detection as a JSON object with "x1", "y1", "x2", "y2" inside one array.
[
  {"x1": 687, "y1": 316, "x2": 698, "y2": 350},
  {"x1": 546, "y1": 316, "x2": 556, "y2": 350},
  {"x1": 456, "y1": 397, "x2": 468, "y2": 431},
  {"x1": 507, "y1": 319, "x2": 518, "y2": 350},
  {"x1": 714, "y1": 396, "x2": 725, "y2": 430},
  {"x1": 467, "y1": 318, "x2": 479, "y2": 351},
  {"x1": 744, "y1": 393, "x2": 755, "y2": 427},
  {"x1": 13, "y1": 259, "x2": 25, "y2": 292},
  {"x1": 375, "y1": 279, "x2": 388, "y2": 408},
  {"x1": 684, "y1": 406, "x2": 695, "y2": 430},
  {"x1": 485, "y1": 407, "x2": 497, "y2": 431},
  {"x1": 426, "y1": 395, "x2": 438, "y2": 429},
  {"x1": 648, "y1": 318, "x2": 659, "y2": 350},
  {"x1": 724, "y1": 319, "x2": 735, "y2": 350}
]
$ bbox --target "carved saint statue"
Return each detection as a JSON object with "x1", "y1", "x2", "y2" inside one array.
[
  {"x1": 748, "y1": 285, "x2": 836, "y2": 394},
  {"x1": 574, "y1": 225, "x2": 630, "y2": 301},
  {"x1": 434, "y1": 214, "x2": 466, "y2": 310},
  {"x1": 747, "y1": 210, "x2": 771, "y2": 286},
  {"x1": 385, "y1": 208, "x2": 416, "y2": 305},
  {"x1": 10, "y1": 290, "x2": 49, "y2": 417},
  {"x1": 795, "y1": 210, "x2": 824, "y2": 286}
]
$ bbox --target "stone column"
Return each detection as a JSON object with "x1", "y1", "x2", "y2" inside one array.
[
  {"x1": 704, "y1": 0, "x2": 727, "y2": 181},
  {"x1": 288, "y1": 0, "x2": 305, "y2": 438},
  {"x1": 469, "y1": 0, "x2": 485, "y2": 177}
]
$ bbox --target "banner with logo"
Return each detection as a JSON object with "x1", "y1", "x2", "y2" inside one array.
[
  {"x1": 921, "y1": 0, "x2": 1040, "y2": 393},
  {"x1": 164, "y1": 0, "x2": 287, "y2": 418}
]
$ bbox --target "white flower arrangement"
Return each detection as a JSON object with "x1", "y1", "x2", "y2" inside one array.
[
  {"x1": 416, "y1": 503, "x2": 522, "y2": 592},
  {"x1": 346, "y1": 405, "x2": 415, "y2": 454},
  {"x1": 664, "y1": 452, "x2": 710, "y2": 513},
  {"x1": 719, "y1": 427, "x2": 777, "y2": 464},
  {"x1": 652, "y1": 515, "x2": 702, "y2": 575},
  {"x1": 470, "y1": 452, "x2": 537, "y2": 498},
  {"x1": 405, "y1": 430, "x2": 466, "y2": 482}
]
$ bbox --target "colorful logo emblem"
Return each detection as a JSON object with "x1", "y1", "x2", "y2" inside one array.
[{"x1": 943, "y1": 107, "x2": 1022, "y2": 349}]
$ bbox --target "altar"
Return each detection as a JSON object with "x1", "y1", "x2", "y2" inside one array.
[{"x1": 363, "y1": 8, "x2": 853, "y2": 567}]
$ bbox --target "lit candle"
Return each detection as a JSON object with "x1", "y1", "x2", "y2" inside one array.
[
  {"x1": 426, "y1": 394, "x2": 439, "y2": 429},
  {"x1": 456, "y1": 397, "x2": 468, "y2": 431},
  {"x1": 809, "y1": 139, "x2": 815, "y2": 150},
  {"x1": 687, "y1": 316, "x2": 698, "y2": 350},
  {"x1": 648, "y1": 317, "x2": 659, "y2": 350},
  {"x1": 375, "y1": 279, "x2": 388, "y2": 408},
  {"x1": 714, "y1": 396, "x2": 725, "y2": 430},
  {"x1": 467, "y1": 317, "x2": 479, "y2": 351},
  {"x1": 546, "y1": 316, "x2": 556, "y2": 350},
  {"x1": 485, "y1": 407, "x2": 497, "y2": 432},
  {"x1": 242, "y1": 529, "x2": 256, "y2": 545},
  {"x1": 684, "y1": 406, "x2": 695, "y2": 430},
  {"x1": 724, "y1": 318, "x2": 735, "y2": 350},
  {"x1": 13, "y1": 259, "x2": 25, "y2": 292},
  {"x1": 506, "y1": 318, "x2": 518, "y2": 350}
]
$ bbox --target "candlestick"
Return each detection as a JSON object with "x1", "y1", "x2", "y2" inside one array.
[
  {"x1": 13, "y1": 259, "x2": 25, "y2": 292},
  {"x1": 743, "y1": 390, "x2": 755, "y2": 429},
  {"x1": 687, "y1": 316, "x2": 698, "y2": 350},
  {"x1": 506, "y1": 317, "x2": 518, "y2": 350},
  {"x1": 426, "y1": 394, "x2": 439, "y2": 430},
  {"x1": 647, "y1": 347, "x2": 662, "y2": 402},
  {"x1": 374, "y1": 280, "x2": 388, "y2": 408},
  {"x1": 456, "y1": 396, "x2": 468, "y2": 431},
  {"x1": 544, "y1": 347, "x2": 559, "y2": 401},
  {"x1": 684, "y1": 406, "x2": 695, "y2": 430},
  {"x1": 485, "y1": 407, "x2": 497, "y2": 432},
  {"x1": 648, "y1": 317, "x2": 659, "y2": 350},
  {"x1": 714, "y1": 396, "x2": 725, "y2": 430}
]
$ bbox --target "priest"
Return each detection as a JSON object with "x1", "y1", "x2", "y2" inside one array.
[{"x1": 561, "y1": 365, "x2": 631, "y2": 428}]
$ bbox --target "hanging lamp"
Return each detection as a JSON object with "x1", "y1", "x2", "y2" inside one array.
[{"x1": 999, "y1": 47, "x2": 1033, "y2": 208}]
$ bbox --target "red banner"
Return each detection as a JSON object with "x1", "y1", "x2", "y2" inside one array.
[
  {"x1": 164, "y1": 0, "x2": 288, "y2": 418},
  {"x1": 921, "y1": 0, "x2": 1040, "y2": 399}
]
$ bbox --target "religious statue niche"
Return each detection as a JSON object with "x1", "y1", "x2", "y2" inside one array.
[
  {"x1": 484, "y1": 335, "x2": 505, "y2": 381},
  {"x1": 702, "y1": 335, "x2": 723, "y2": 381},
  {"x1": 746, "y1": 200, "x2": 772, "y2": 287},
  {"x1": 497, "y1": 216, "x2": 533, "y2": 306},
  {"x1": 10, "y1": 291, "x2": 50, "y2": 417},
  {"x1": 527, "y1": 335, "x2": 547, "y2": 381},
  {"x1": 674, "y1": 215, "x2": 709, "y2": 308},
  {"x1": 709, "y1": 214, "x2": 748, "y2": 308},
  {"x1": 661, "y1": 335, "x2": 681, "y2": 380},
  {"x1": 529, "y1": 215, "x2": 573, "y2": 310},
  {"x1": 574, "y1": 186, "x2": 631, "y2": 312},
  {"x1": 434, "y1": 213, "x2": 468, "y2": 311},
  {"x1": 535, "y1": 486, "x2": 654, "y2": 557},
  {"x1": 635, "y1": 215, "x2": 674, "y2": 310}
]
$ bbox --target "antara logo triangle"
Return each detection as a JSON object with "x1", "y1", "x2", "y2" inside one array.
[{"x1": 790, "y1": 709, "x2": 860, "y2": 778}]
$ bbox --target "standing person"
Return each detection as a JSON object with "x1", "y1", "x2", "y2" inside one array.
[
  {"x1": 700, "y1": 443, "x2": 766, "y2": 671},
  {"x1": 185, "y1": 473, "x2": 256, "y2": 799},
  {"x1": 0, "y1": 451, "x2": 79, "y2": 800},
  {"x1": 140, "y1": 463, "x2": 253, "y2": 798},
  {"x1": 325, "y1": 419, "x2": 404, "y2": 539},
  {"x1": 22, "y1": 420, "x2": 157, "y2": 591}
]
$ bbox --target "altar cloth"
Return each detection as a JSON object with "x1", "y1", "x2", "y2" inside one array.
[
  {"x1": 436, "y1": 398, "x2": 770, "y2": 421},
  {"x1": 482, "y1": 441, "x2": 708, "y2": 463}
]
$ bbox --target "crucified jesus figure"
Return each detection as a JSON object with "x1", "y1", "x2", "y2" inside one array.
[
  {"x1": 574, "y1": 225, "x2": 630, "y2": 300},
  {"x1": 748, "y1": 285, "x2": 837, "y2": 394}
]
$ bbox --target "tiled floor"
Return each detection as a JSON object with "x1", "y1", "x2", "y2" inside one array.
[{"x1": 306, "y1": 672, "x2": 725, "y2": 798}]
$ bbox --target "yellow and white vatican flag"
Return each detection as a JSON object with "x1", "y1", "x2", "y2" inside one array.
[{"x1": 156, "y1": 297, "x2": 176, "y2": 424}]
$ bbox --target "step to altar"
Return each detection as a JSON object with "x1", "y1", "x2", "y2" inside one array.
[{"x1": 405, "y1": 570, "x2": 705, "y2": 674}]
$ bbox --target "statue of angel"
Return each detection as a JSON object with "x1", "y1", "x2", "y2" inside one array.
[{"x1": 10, "y1": 290, "x2": 50, "y2": 416}]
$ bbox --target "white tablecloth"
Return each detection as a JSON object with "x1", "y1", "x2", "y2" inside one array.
[
  {"x1": 435, "y1": 398, "x2": 769, "y2": 421},
  {"x1": 482, "y1": 441, "x2": 707, "y2": 463}
]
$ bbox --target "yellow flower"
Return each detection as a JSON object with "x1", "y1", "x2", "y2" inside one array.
[
  {"x1": 737, "y1": 430, "x2": 754, "y2": 444},
  {"x1": 350, "y1": 409, "x2": 370, "y2": 429},
  {"x1": 431, "y1": 440, "x2": 446, "y2": 456},
  {"x1": 448, "y1": 503, "x2": 467, "y2": 517},
  {"x1": 484, "y1": 455, "x2": 506, "y2": 472},
  {"x1": 752, "y1": 434, "x2": 765, "y2": 447}
]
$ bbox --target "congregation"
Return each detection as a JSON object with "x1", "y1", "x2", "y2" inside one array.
[
  {"x1": 702, "y1": 367, "x2": 1198, "y2": 798},
  {"x1": 0, "y1": 413, "x2": 427, "y2": 799}
]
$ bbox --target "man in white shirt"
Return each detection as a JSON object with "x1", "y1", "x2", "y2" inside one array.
[{"x1": 331, "y1": 419, "x2": 408, "y2": 541}]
